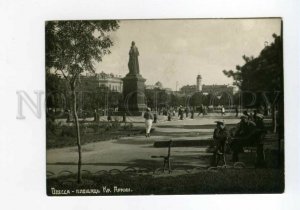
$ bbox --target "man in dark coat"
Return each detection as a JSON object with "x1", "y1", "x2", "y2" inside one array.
[
  {"x1": 235, "y1": 106, "x2": 239, "y2": 117},
  {"x1": 122, "y1": 112, "x2": 127, "y2": 123},
  {"x1": 179, "y1": 106, "x2": 184, "y2": 120},
  {"x1": 190, "y1": 108, "x2": 194, "y2": 119},
  {"x1": 212, "y1": 121, "x2": 229, "y2": 166},
  {"x1": 185, "y1": 107, "x2": 189, "y2": 118},
  {"x1": 231, "y1": 115, "x2": 260, "y2": 162}
]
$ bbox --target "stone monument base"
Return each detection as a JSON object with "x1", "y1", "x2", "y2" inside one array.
[{"x1": 119, "y1": 73, "x2": 147, "y2": 116}]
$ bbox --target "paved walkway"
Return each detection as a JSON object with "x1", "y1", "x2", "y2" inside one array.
[{"x1": 47, "y1": 114, "x2": 242, "y2": 175}]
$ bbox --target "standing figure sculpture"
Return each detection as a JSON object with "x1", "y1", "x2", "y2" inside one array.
[
  {"x1": 128, "y1": 41, "x2": 140, "y2": 74},
  {"x1": 120, "y1": 41, "x2": 146, "y2": 115}
]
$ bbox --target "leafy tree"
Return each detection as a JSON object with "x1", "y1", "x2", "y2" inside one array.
[
  {"x1": 223, "y1": 33, "x2": 283, "y2": 134},
  {"x1": 223, "y1": 34, "x2": 283, "y2": 94},
  {"x1": 157, "y1": 89, "x2": 170, "y2": 108},
  {"x1": 46, "y1": 73, "x2": 66, "y2": 112},
  {"x1": 46, "y1": 20, "x2": 119, "y2": 183}
]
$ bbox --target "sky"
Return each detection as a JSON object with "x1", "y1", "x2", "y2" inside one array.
[{"x1": 95, "y1": 18, "x2": 281, "y2": 90}]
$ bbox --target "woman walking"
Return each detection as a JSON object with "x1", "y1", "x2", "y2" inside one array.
[{"x1": 144, "y1": 107, "x2": 154, "y2": 137}]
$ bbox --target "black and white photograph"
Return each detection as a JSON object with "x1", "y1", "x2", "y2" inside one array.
[
  {"x1": 46, "y1": 18, "x2": 284, "y2": 195},
  {"x1": 1, "y1": 0, "x2": 300, "y2": 209}
]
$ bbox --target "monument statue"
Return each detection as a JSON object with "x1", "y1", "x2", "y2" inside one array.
[
  {"x1": 120, "y1": 41, "x2": 147, "y2": 115},
  {"x1": 128, "y1": 41, "x2": 140, "y2": 74}
]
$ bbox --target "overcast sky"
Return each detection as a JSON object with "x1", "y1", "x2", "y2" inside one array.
[{"x1": 95, "y1": 18, "x2": 281, "y2": 90}]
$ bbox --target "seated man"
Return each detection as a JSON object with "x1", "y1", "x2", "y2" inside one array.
[
  {"x1": 231, "y1": 113, "x2": 268, "y2": 165},
  {"x1": 230, "y1": 115, "x2": 257, "y2": 162}
]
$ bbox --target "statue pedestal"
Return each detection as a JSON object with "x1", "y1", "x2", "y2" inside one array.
[{"x1": 120, "y1": 73, "x2": 147, "y2": 116}]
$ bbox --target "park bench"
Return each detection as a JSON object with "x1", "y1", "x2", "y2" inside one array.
[
  {"x1": 151, "y1": 139, "x2": 219, "y2": 173},
  {"x1": 151, "y1": 140, "x2": 173, "y2": 173},
  {"x1": 151, "y1": 133, "x2": 278, "y2": 172}
]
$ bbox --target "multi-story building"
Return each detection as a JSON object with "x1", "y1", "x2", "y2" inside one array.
[
  {"x1": 179, "y1": 74, "x2": 238, "y2": 95},
  {"x1": 180, "y1": 85, "x2": 197, "y2": 94},
  {"x1": 79, "y1": 71, "x2": 123, "y2": 92},
  {"x1": 146, "y1": 81, "x2": 172, "y2": 94},
  {"x1": 202, "y1": 84, "x2": 237, "y2": 95}
]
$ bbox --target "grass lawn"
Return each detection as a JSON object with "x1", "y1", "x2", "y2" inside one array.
[{"x1": 46, "y1": 121, "x2": 143, "y2": 149}]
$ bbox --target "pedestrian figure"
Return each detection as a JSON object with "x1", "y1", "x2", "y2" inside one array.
[
  {"x1": 235, "y1": 106, "x2": 239, "y2": 117},
  {"x1": 122, "y1": 112, "x2": 127, "y2": 123},
  {"x1": 153, "y1": 113, "x2": 157, "y2": 123},
  {"x1": 203, "y1": 106, "x2": 208, "y2": 115},
  {"x1": 144, "y1": 107, "x2": 154, "y2": 137},
  {"x1": 212, "y1": 121, "x2": 229, "y2": 166},
  {"x1": 66, "y1": 109, "x2": 71, "y2": 122},
  {"x1": 191, "y1": 108, "x2": 194, "y2": 119},
  {"x1": 179, "y1": 106, "x2": 184, "y2": 120},
  {"x1": 253, "y1": 110, "x2": 258, "y2": 121},
  {"x1": 185, "y1": 107, "x2": 189, "y2": 118},
  {"x1": 163, "y1": 108, "x2": 167, "y2": 116},
  {"x1": 230, "y1": 115, "x2": 256, "y2": 162},
  {"x1": 168, "y1": 111, "x2": 172, "y2": 121},
  {"x1": 243, "y1": 110, "x2": 250, "y2": 120},
  {"x1": 107, "y1": 110, "x2": 112, "y2": 122},
  {"x1": 221, "y1": 105, "x2": 225, "y2": 116},
  {"x1": 94, "y1": 109, "x2": 99, "y2": 122}
]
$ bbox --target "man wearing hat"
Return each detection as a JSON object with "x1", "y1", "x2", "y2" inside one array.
[
  {"x1": 254, "y1": 113, "x2": 265, "y2": 130},
  {"x1": 236, "y1": 115, "x2": 256, "y2": 136},
  {"x1": 144, "y1": 107, "x2": 154, "y2": 138},
  {"x1": 231, "y1": 113, "x2": 267, "y2": 165},
  {"x1": 212, "y1": 120, "x2": 229, "y2": 166},
  {"x1": 231, "y1": 115, "x2": 256, "y2": 162}
]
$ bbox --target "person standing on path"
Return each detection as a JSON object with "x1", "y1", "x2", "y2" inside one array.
[
  {"x1": 235, "y1": 106, "x2": 239, "y2": 117},
  {"x1": 122, "y1": 112, "x2": 127, "y2": 123},
  {"x1": 191, "y1": 108, "x2": 194, "y2": 119},
  {"x1": 212, "y1": 121, "x2": 229, "y2": 166},
  {"x1": 144, "y1": 107, "x2": 154, "y2": 137},
  {"x1": 185, "y1": 107, "x2": 189, "y2": 118},
  {"x1": 179, "y1": 106, "x2": 184, "y2": 120},
  {"x1": 221, "y1": 105, "x2": 225, "y2": 116}
]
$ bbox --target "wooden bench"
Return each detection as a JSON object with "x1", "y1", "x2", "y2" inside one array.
[
  {"x1": 151, "y1": 140, "x2": 173, "y2": 173},
  {"x1": 151, "y1": 139, "x2": 222, "y2": 173},
  {"x1": 151, "y1": 133, "x2": 278, "y2": 171}
]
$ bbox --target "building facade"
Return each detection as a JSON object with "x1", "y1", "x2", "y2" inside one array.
[
  {"x1": 179, "y1": 74, "x2": 238, "y2": 95},
  {"x1": 146, "y1": 81, "x2": 172, "y2": 94},
  {"x1": 79, "y1": 71, "x2": 123, "y2": 92}
]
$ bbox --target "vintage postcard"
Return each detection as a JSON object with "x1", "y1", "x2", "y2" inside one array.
[{"x1": 46, "y1": 18, "x2": 284, "y2": 195}]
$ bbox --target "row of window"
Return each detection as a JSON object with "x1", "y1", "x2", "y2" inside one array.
[{"x1": 100, "y1": 83, "x2": 123, "y2": 92}]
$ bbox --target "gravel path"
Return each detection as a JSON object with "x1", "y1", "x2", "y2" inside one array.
[{"x1": 47, "y1": 114, "x2": 241, "y2": 175}]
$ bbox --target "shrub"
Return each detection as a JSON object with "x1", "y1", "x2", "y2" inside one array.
[
  {"x1": 60, "y1": 125, "x2": 76, "y2": 137},
  {"x1": 123, "y1": 122, "x2": 133, "y2": 130}
]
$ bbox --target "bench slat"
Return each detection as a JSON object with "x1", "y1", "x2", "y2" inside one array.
[{"x1": 154, "y1": 140, "x2": 213, "y2": 148}]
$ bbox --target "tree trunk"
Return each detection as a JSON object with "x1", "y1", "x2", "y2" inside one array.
[
  {"x1": 272, "y1": 104, "x2": 277, "y2": 133},
  {"x1": 72, "y1": 88, "x2": 82, "y2": 184}
]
